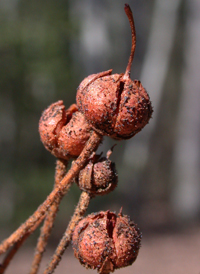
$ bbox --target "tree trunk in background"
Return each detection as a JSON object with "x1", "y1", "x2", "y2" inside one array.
[
  {"x1": 171, "y1": 0, "x2": 200, "y2": 221},
  {"x1": 122, "y1": 0, "x2": 183, "y2": 227}
]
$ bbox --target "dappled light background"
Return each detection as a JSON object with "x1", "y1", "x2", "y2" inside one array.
[{"x1": 0, "y1": 0, "x2": 200, "y2": 272}]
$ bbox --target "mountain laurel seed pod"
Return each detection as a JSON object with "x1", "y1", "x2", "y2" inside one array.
[
  {"x1": 76, "y1": 151, "x2": 118, "y2": 195},
  {"x1": 39, "y1": 100, "x2": 92, "y2": 159},
  {"x1": 76, "y1": 4, "x2": 153, "y2": 140},
  {"x1": 72, "y1": 210, "x2": 142, "y2": 273}
]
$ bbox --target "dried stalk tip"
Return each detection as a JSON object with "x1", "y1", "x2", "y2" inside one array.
[
  {"x1": 72, "y1": 210, "x2": 141, "y2": 273},
  {"x1": 76, "y1": 4, "x2": 153, "y2": 140},
  {"x1": 39, "y1": 101, "x2": 92, "y2": 159}
]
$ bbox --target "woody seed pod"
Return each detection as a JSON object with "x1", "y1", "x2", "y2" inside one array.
[
  {"x1": 72, "y1": 210, "x2": 141, "y2": 273},
  {"x1": 76, "y1": 150, "x2": 118, "y2": 195},
  {"x1": 39, "y1": 100, "x2": 92, "y2": 159},
  {"x1": 76, "y1": 4, "x2": 153, "y2": 140}
]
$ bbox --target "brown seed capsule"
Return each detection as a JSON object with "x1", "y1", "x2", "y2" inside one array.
[
  {"x1": 76, "y1": 4, "x2": 153, "y2": 140},
  {"x1": 38, "y1": 100, "x2": 92, "y2": 159},
  {"x1": 76, "y1": 150, "x2": 118, "y2": 195},
  {"x1": 72, "y1": 210, "x2": 141, "y2": 273}
]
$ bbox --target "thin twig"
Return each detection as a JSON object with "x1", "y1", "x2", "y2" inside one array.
[
  {"x1": 0, "y1": 216, "x2": 43, "y2": 274},
  {"x1": 29, "y1": 159, "x2": 68, "y2": 274},
  {"x1": 123, "y1": 3, "x2": 136, "y2": 80},
  {"x1": 0, "y1": 131, "x2": 102, "y2": 255},
  {"x1": 43, "y1": 191, "x2": 91, "y2": 274}
]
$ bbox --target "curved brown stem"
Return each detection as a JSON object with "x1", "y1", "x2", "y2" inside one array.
[
  {"x1": 0, "y1": 158, "x2": 69, "y2": 274},
  {"x1": 0, "y1": 216, "x2": 43, "y2": 274},
  {"x1": 29, "y1": 159, "x2": 68, "y2": 274},
  {"x1": 0, "y1": 131, "x2": 102, "y2": 255},
  {"x1": 123, "y1": 4, "x2": 136, "y2": 80},
  {"x1": 43, "y1": 191, "x2": 91, "y2": 274}
]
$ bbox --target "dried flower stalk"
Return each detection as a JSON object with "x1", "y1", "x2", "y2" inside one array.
[
  {"x1": 0, "y1": 217, "x2": 43, "y2": 274},
  {"x1": 43, "y1": 191, "x2": 91, "y2": 274},
  {"x1": 29, "y1": 159, "x2": 68, "y2": 274},
  {"x1": 0, "y1": 131, "x2": 102, "y2": 255}
]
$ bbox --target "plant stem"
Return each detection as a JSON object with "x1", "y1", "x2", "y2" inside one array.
[
  {"x1": 0, "y1": 217, "x2": 43, "y2": 274},
  {"x1": 0, "y1": 131, "x2": 102, "y2": 255},
  {"x1": 123, "y1": 3, "x2": 136, "y2": 80},
  {"x1": 43, "y1": 191, "x2": 91, "y2": 274},
  {"x1": 29, "y1": 159, "x2": 68, "y2": 274}
]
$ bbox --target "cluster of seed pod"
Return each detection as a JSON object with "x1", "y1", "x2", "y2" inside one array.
[
  {"x1": 39, "y1": 4, "x2": 152, "y2": 157},
  {"x1": 38, "y1": 3, "x2": 152, "y2": 272}
]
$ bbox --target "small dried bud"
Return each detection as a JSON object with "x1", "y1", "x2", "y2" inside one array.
[
  {"x1": 76, "y1": 4, "x2": 153, "y2": 140},
  {"x1": 72, "y1": 210, "x2": 141, "y2": 273},
  {"x1": 76, "y1": 150, "x2": 118, "y2": 195},
  {"x1": 38, "y1": 100, "x2": 92, "y2": 159}
]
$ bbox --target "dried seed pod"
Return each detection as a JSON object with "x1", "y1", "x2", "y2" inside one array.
[
  {"x1": 57, "y1": 111, "x2": 92, "y2": 158},
  {"x1": 39, "y1": 100, "x2": 92, "y2": 159},
  {"x1": 76, "y1": 4, "x2": 153, "y2": 140},
  {"x1": 72, "y1": 210, "x2": 141, "y2": 273},
  {"x1": 76, "y1": 150, "x2": 118, "y2": 195}
]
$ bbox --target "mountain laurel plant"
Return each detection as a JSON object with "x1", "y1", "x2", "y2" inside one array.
[{"x1": 0, "y1": 4, "x2": 152, "y2": 274}]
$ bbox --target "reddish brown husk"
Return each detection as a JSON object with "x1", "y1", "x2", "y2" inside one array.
[
  {"x1": 72, "y1": 210, "x2": 141, "y2": 273},
  {"x1": 39, "y1": 100, "x2": 67, "y2": 152},
  {"x1": 39, "y1": 101, "x2": 92, "y2": 159},
  {"x1": 77, "y1": 154, "x2": 118, "y2": 195},
  {"x1": 76, "y1": 74, "x2": 152, "y2": 139},
  {"x1": 76, "y1": 4, "x2": 153, "y2": 140}
]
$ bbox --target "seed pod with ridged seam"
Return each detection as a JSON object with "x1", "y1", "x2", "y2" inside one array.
[
  {"x1": 76, "y1": 4, "x2": 153, "y2": 140},
  {"x1": 38, "y1": 101, "x2": 92, "y2": 159},
  {"x1": 72, "y1": 210, "x2": 141, "y2": 273},
  {"x1": 76, "y1": 149, "x2": 118, "y2": 196}
]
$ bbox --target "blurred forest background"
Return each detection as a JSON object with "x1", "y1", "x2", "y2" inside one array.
[{"x1": 0, "y1": 0, "x2": 200, "y2": 248}]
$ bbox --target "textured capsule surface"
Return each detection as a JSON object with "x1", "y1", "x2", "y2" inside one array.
[
  {"x1": 38, "y1": 100, "x2": 67, "y2": 153},
  {"x1": 72, "y1": 210, "x2": 141, "y2": 273},
  {"x1": 57, "y1": 111, "x2": 92, "y2": 158},
  {"x1": 76, "y1": 4, "x2": 153, "y2": 140},
  {"x1": 76, "y1": 72, "x2": 152, "y2": 140},
  {"x1": 39, "y1": 101, "x2": 92, "y2": 159},
  {"x1": 77, "y1": 155, "x2": 118, "y2": 195}
]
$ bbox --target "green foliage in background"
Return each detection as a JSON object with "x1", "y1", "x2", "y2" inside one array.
[{"x1": 0, "y1": 0, "x2": 80, "y2": 231}]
